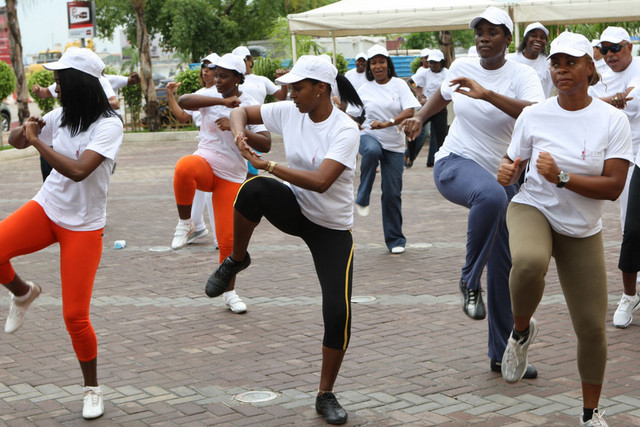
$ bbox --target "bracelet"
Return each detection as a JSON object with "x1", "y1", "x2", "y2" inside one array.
[{"x1": 267, "y1": 161, "x2": 278, "y2": 174}]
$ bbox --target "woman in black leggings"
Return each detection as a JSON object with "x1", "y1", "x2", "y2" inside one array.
[{"x1": 205, "y1": 55, "x2": 363, "y2": 425}]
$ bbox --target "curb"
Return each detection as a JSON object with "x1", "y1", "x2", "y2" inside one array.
[{"x1": 0, "y1": 131, "x2": 199, "y2": 162}]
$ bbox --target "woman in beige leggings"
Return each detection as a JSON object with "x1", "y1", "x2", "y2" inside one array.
[{"x1": 497, "y1": 32, "x2": 633, "y2": 427}]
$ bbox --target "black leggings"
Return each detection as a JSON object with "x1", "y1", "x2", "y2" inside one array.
[
  {"x1": 235, "y1": 176, "x2": 353, "y2": 350},
  {"x1": 619, "y1": 165, "x2": 640, "y2": 272}
]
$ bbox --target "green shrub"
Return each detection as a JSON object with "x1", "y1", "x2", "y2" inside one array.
[
  {"x1": 175, "y1": 69, "x2": 201, "y2": 95},
  {"x1": 410, "y1": 57, "x2": 422, "y2": 74},
  {"x1": 121, "y1": 78, "x2": 142, "y2": 131},
  {"x1": 27, "y1": 70, "x2": 57, "y2": 114},
  {"x1": 0, "y1": 60, "x2": 16, "y2": 102},
  {"x1": 323, "y1": 53, "x2": 348, "y2": 74},
  {"x1": 252, "y1": 57, "x2": 282, "y2": 82}
]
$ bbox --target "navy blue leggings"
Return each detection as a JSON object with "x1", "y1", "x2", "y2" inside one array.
[{"x1": 234, "y1": 176, "x2": 353, "y2": 350}]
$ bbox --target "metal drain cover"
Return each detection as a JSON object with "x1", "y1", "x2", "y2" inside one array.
[
  {"x1": 148, "y1": 246, "x2": 171, "y2": 252},
  {"x1": 351, "y1": 296, "x2": 377, "y2": 303},
  {"x1": 234, "y1": 390, "x2": 278, "y2": 403}
]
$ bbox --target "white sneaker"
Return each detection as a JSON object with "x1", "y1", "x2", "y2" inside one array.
[
  {"x1": 171, "y1": 221, "x2": 195, "y2": 250},
  {"x1": 390, "y1": 246, "x2": 405, "y2": 254},
  {"x1": 501, "y1": 318, "x2": 538, "y2": 383},
  {"x1": 82, "y1": 386, "x2": 104, "y2": 419},
  {"x1": 613, "y1": 293, "x2": 640, "y2": 328},
  {"x1": 579, "y1": 408, "x2": 608, "y2": 427},
  {"x1": 223, "y1": 291, "x2": 247, "y2": 314},
  {"x1": 187, "y1": 227, "x2": 209, "y2": 244},
  {"x1": 5, "y1": 281, "x2": 41, "y2": 334},
  {"x1": 356, "y1": 204, "x2": 369, "y2": 217}
]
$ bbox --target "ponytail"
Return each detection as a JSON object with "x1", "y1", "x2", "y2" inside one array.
[{"x1": 335, "y1": 74, "x2": 363, "y2": 109}]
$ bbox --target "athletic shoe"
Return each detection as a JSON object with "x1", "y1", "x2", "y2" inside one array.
[
  {"x1": 356, "y1": 204, "x2": 369, "y2": 217},
  {"x1": 316, "y1": 392, "x2": 348, "y2": 425},
  {"x1": 171, "y1": 221, "x2": 195, "y2": 250},
  {"x1": 459, "y1": 279, "x2": 486, "y2": 320},
  {"x1": 579, "y1": 409, "x2": 609, "y2": 427},
  {"x1": 390, "y1": 246, "x2": 405, "y2": 254},
  {"x1": 5, "y1": 281, "x2": 41, "y2": 334},
  {"x1": 490, "y1": 359, "x2": 537, "y2": 379},
  {"x1": 501, "y1": 318, "x2": 539, "y2": 383},
  {"x1": 223, "y1": 291, "x2": 247, "y2": 314},
  {"x1": 82, "y1": 386, "x2": 104, "y2": 419},
  {"x1": 205, "y1": 253, "x2": 251, "y2": 298},
  {"x1": 187, "y1": 227, "x2": 209, "y2": 244},
  {"x1": 612, "y1": 293, "x2": 640, "y2": 328}
]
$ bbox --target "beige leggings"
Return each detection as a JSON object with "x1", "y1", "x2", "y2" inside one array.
[{"x1": 507, "y1": 202, "x2": 607, "y2": 385}]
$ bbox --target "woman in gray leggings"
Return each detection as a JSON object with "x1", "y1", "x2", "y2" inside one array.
[{"x1": 497, "y1": 32, "x2": 633, "y2": 427}]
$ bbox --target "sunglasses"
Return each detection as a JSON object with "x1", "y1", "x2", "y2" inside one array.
[{"x1": 598, "y1": 43, "x2": 628, "y2": 55}]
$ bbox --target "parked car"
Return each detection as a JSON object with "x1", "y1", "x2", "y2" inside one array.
[{"x1": 1, "y1": 102, "x2": 10, "y2": 132}]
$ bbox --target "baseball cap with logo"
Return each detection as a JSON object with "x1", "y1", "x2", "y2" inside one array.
[
  {"x1": 43, "y1": 47, "x2": 104, "y2": 78},
  {"x1": 276, "y1": 55, "x2": 338, "y2": 85}
]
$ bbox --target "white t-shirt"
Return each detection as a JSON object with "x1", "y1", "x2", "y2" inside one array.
[
  {"x1": 260, "y1": 101, "x2": 360, "y2": 230},
  {"x1": 345, "y1": 68, "x2": 368, "y2": 91},
  {"x1": 589, "y1": 57, "x2": 640, "y2": 98},
  {"x1": 412, "y1": 68, "x2": 450, "y2": 98},
  {"x1": 185, "y1": 86, "x2": 218, "y2": 128},
  {"x1": 346, "y1": 77, "x2": 421, "y2": 153},
  {"x1": 595, "y1": 58, "x2": 608, "y2": 77},
  {"x1": 508, "y1": 97, "x2": 633, "y2": 237},
  {"x1": 105, "y1": 74, "x2": 129, "y2": 92},
  {"x1": 47, "y1": 75, "x2": 116, "y2": 100},
  {"x1": 195, "y1": 91, "x2": 267, "y2": 183},
  {"x1": 436, "y1": 57, "x2": 545, "y2": 174},
  {"x1": 33, "y1": 108, "x2": 123, "y2": 231},
  {"x1": 507, "y1": 52, "x2": 553, "y2": 98},
  {"x1": 239, "y1": 74, "x2": 280, "y2": 104},
  {"x1": 410, "y1": 67, "x2": 429, "y2": 86}
]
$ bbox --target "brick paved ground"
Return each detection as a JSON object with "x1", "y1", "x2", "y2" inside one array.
[{"x1": 0, "y1": 131, "x2": 639, "y2": 426}]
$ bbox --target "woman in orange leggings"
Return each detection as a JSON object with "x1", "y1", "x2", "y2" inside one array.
[
  {"x1": 2, "y1": 48, "x2": 123, "y2": 419},
  {"x1": 173, "y1": 53, "x2": 271, "y2": 313}
]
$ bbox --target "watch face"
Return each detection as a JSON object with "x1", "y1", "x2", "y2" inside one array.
[{"x1": 559, "y1": 171, "x2": 569, "y2": 182}]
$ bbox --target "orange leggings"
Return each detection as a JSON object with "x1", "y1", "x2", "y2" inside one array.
[
  {"x1": 0, "y1": 201, "x2": 102, "y2": 362},
  {"x1": 173, "y1": 155, "x2": 241, "y2": 263}
]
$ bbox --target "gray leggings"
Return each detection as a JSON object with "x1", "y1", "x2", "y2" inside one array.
[{"x1": 507, "y1": 202, "x2": 607, "y2": 385}]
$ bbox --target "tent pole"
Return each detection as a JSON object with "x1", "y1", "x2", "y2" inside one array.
[
  {"x1": 514, "y1": 22, "x2": 520, "y2": 49},
  {"x1": 291, "y1": 33, "x2": 298, "y2": 63},
  {"x1": 331, "y1": 31, "x2": 337, "y2": 64}
]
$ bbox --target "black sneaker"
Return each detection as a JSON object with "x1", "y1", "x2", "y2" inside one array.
[
  {"x1": 459, "y1": 279, "x2": 486, "y2": 320},
  {"x1": 205, "y1": 253, "x2": 251, "y2": 298},
  {"x1": 490, "y1": 359, "x2": 538, "y2": 379},
  {"x1": 316, "y1": 392, "x2": 348, "y2": 425}
]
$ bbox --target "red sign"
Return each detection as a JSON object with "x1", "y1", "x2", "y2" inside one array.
[{"x1": 67, "y1": 1, "x2": 94, "y2": 38}]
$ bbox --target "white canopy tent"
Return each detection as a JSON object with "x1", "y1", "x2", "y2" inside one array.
[{"x1": 287, "y1": 0, "x2": 640, "y2": 61}]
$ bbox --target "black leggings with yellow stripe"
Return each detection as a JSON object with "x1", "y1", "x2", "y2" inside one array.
[{"x1": 234, "y1": 176, "x2": 353, "y2": 350}]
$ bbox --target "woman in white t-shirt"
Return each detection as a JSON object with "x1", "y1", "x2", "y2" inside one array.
[
  {"x1": 346, "y1": 45, "x2": 421, "y2": 254},
  {"x1": 206, "y1": 55, "x2": 362, "y2": 425},
  {"x1": 507, "y1": 22, "x2": 553, "y2": 98},
  {"x1": 401, "y1": 7, "x2": 545, "y2": 377},
  {"x1": 4, "y1": 48, "x2": 123, "y2": 420},
  {"x1": 166, "y1": 53, "x2": 220, "y2": 249},
  {"x1": 173, "y1": 54, "x2": 271, "y2": 314},
  {"x1": 497, "y1": 32, "x2": 633, "y2": 426}
]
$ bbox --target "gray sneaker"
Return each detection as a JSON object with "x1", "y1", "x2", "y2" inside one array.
[
  {"x1": 5, "y1": 281, "x2": 41, "y2": 334},
  {"x1": 187, "y1": 227, "x2": 209, "y2": 244},
  {"x1": 501, "y1": 318, "x2": 539, "y2": 383}
]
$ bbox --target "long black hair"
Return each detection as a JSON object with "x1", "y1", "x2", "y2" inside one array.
[
  {"x1": 365, "y1": 55, "x2": 397, "y2": 82},
  {"x1": 307, "y1": 75, "x2": 363, "y2": 110},
  {"x1": 58, "y1": 68, "x2": 117, "y2": 136}
]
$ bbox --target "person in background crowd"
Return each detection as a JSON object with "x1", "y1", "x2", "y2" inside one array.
[
  {"x1": 497, "y1": 31, "x2": 632, "y2": 427},
  {"x1": 591, "y1": 39, "x2": 609, "y2": 76},
  {"x1": 347, "y1": 45, "x2": 421, "y2": 254},
  {"x1": 401, "y1": 6, "x2": 544, "y2": 378},
  {"x1": 4, "y1": 47, "x2": 124, "y2": 420},
  {"x1": 507, "y1": 22, "x2": 553, "y2": 98},
  {"x1": 206, "y1": 54, "x2": 362, "y2": 425},
  {"x1": 344, "y1": 52, "x2": 368, "y2": 91}
]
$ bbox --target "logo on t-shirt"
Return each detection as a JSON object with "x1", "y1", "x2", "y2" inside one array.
[{"x1": 581, "y1": 140, "x2": 604, "y2": 161}]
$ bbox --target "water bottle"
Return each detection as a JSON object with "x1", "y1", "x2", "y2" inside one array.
[{"x1": 114, "y1": 240, "x2": 127, "y2": 249}]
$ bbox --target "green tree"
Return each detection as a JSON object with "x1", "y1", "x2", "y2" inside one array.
[
  {"x1": 26, "y1": 70, "x2": 56, "y2": 114},
  {"x1": 174, "y1": 69, "x2": 201, "y2": 95},
  {"x1": 0, "y1": 60, "x2": 16, "y2": 145},
  {"x1": 121, "y1": 80, "x2": 143, "y2": 131},
  {"x1": 269, "y1": 16, "x2": 324, "y2": 59}
]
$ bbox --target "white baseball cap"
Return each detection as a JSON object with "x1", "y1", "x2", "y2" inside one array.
[
  {"x1": 591, "y1": 39, "x2": 600, "y2": 47},
  {"x1": 355, "y1": 52, "x2": 367, "y2": 61},
  {"x1": 43, "y1": 47, "x2": 104, "y2": 79},
  {"x1": 201, "y1": 53, "x2": 220, "y2": 65},
  {"x1": 213, "y1": 53, "x2": 246, "y2": 75},
  {"x1": 600, "y1": 26, "x2": 631, "y2": 44},
  {"x1": 276, "y1": 55, "x2": 337, "y2": 85},
  {"x1": 549, "y1": 31, "x2": 593, "y2": 60},
  {"x1": 524, "y1": 22, "x2": 549, "y2": 37},
  {"x1": 367, "y1": 45, "x2": 389, "y2": 59},
  {"x1": 428, "y1": 50, "x2": 445, "y2": 62},
  {"x1": 420, "y1": 48, "x2": 432, "y2": 58},
  {"x1": 232, "y1": 46, "x2": 252, "y2": 58},
  {"x1": 469, "y1": 6, "x2": 513, "y2": 35}
]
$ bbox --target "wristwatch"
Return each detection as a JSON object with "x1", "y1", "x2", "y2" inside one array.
[
  {"x1": 557, "y1": 170, "x2": 570, "y2": 188},
  {"x1": 388, "y1": 118, "x2": 396, "y2": 125}
]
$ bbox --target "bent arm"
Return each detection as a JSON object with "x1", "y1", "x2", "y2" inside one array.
[
  {"x1": 559, "y1": 158, "x2": 630, "y2": 200},
  {"x1": 178, "y1": 94, "x2": 240, "y2": 110}
]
